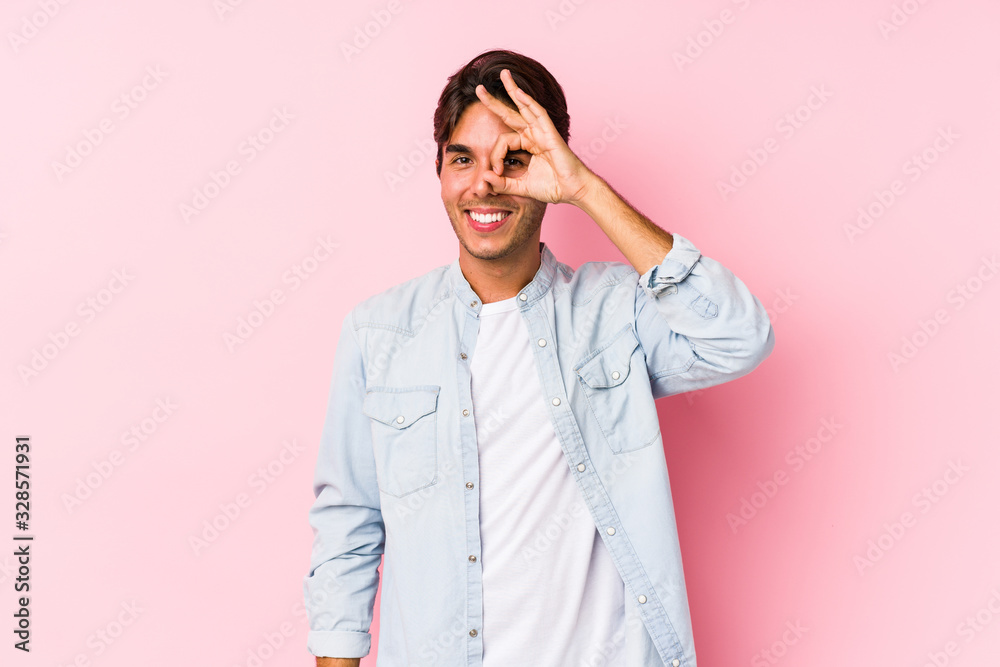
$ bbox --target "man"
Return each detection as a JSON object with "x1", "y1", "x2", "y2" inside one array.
[{"x1": 304, "y1": 49, "x2": 774, "y2": 666}]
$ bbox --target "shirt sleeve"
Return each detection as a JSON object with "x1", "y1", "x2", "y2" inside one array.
[
  {"x1": 633, "y1": 232, "x2": 775, "y2": 399},
  {"x1": 303, "y1": 309, "x2": 384, "y2": 658}
]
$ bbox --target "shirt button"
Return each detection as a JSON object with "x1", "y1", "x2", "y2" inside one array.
[
  {"x1": 468, "y1": 555, "x2": 477, "y2": 563},
  {"x1": 638, "y1": 595, "x2": 647, "y2": 604},
  {"x1": 460, "y1": 352, "x2": 467, "y2": 360},
  {"x1": 551, "y1": 397, "x2": 560, "y2": 406},
  {"x1": 462, "y1": 409, "x2": 470, "y2": 417},
  {"x1": 469, "y1": 629, "x2": 478, "y2": 637},
  {"x1": 471, "y1": 300, "x2": 478, "y2": 307},
  {"x1": 611, "y1": 371, "x2": 620, "y2": 380},
  {"x1": 537, "y1": 338, "x2": 546, "y2": 347},
  {"x1": 518, "y1": 293, "x2": 527, "y2": 301},
  {"x1": 672, "y1": 660, "x2": 680, "y2": 667},
  {"x1": 606, "y1": 527, "x2": 616, "y2": 535},
  {"x1": 466, "y1": 482, "x2": 474, "y2": 489},
  {"x1": 577, "y1": 463, "x2": 586, "y2": 472},
  {"x1": 396, "y1": 415, "x2": 405, "y2": 424}
]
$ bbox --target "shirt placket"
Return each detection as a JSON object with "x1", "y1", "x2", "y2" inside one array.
[{"x1": 457, "y1": 297, "x2": 484, "y2": 665}]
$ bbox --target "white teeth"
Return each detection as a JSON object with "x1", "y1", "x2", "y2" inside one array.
[{"x1": 469, "y1": 211, "x2": 509, "y2": 224}]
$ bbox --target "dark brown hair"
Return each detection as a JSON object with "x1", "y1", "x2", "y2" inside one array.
[{"x1": 433, "y1": 49, "x2": 571, "y2": 176}]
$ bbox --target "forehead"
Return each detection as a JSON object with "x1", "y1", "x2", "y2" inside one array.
[{"x1": 447, "y1": 101, "x2": 517, "y2": 149}]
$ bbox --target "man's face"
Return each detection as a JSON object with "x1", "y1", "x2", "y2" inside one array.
[{"x1": 438, "y1": 101, "x2": 546, "y2": 261}]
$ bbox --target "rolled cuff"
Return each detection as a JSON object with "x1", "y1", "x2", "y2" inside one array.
[
  {"x1": 307, "y1": 629, "x2": 371, "y2": 659},
  {"x1": 638, "y1": 233, "x2": 703, "y2": 300}
]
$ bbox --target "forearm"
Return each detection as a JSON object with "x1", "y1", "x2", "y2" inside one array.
[
  {"x1": 317, "y1": 658, "x2": 360, "y2": 667},
  {"x1": 572, "y1": 170, "x2": 673, "y2": 277}
]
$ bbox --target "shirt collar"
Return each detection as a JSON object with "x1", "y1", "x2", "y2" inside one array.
[{"x1": 448, "y1": 241, "x2": 558, "y2": 316}]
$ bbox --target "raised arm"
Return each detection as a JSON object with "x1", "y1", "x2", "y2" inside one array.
[{"x1": 471, "y1": 68, "x2": 773, "y2": 397}]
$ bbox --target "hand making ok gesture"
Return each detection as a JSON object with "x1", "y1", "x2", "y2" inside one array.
[{"x1": 474, "y1": 69, "x2": 595, "y2": 207}]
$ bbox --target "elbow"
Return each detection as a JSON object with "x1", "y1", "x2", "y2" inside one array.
[
  {"x1": 741, "y1": 314, "x2": 775, "y2": 373},
  {"x1": 723, "y1": 313, "x2": 775, "y2": 378},
  {"x1": 751, "y1": 321, "x2": 776, "y2": 369}
]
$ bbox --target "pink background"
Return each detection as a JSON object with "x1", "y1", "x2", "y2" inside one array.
[{"x1": 3, "y1": 1, "x2": 999, "y2": 665}]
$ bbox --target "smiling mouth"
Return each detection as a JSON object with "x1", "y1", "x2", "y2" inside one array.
[
  {"x1": 465, "y1": 208, "x2": 513, "y2": 232},
  {"x1": 466, "y1": 209, "x2": 512, "y2": 223}
]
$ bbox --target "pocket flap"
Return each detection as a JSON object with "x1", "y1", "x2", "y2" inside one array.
[
  {"x1": 576, "y1": 327, "x2": 639, "y2": 389},
  {"x1": 363, "y1": 386, "x2": 440, "y2": 429}
]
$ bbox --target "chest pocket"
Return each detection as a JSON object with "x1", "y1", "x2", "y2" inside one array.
[
  {"x1": 363, "y1": 386, "x2": 440, "y2": 498},
  {"x1": 575, "y1": 326, "x2": 661, "y2": 454}
]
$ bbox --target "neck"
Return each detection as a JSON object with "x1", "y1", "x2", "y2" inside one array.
[{"x1": 459, "y1": 241, "x2": 542, "y2": 304}]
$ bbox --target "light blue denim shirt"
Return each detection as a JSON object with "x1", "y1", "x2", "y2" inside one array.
[{"x1": 304, "y1": 233, "x2": 774, "y2": 666}]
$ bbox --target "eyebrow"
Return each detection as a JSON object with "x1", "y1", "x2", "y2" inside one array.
[{"x1": 445, "y1": 143, "x2": 532, "y2": 158}]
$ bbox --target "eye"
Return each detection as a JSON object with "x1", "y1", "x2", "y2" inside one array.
[
  {"x1": 452, "y1": 156, "x2": 471, "y2": 164},
  {"x1": 504, "y1": 158, "x2": 525, "y2": 167}
]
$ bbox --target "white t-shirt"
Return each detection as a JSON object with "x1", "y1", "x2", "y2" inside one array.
[{"x1": 471, "y1": 294, "x2": 625, "y2": 667}]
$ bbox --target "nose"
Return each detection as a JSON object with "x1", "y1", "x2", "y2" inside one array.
[{"x1": 470, "y1": 161, "x2": 498, "y2": 199}]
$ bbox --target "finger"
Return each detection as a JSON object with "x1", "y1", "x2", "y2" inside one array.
[
  {"x1": 488, "y1": 131, "x2": 523, "y2": 175},
  {"x1": 500, "y1": 69, "x2": 540, "y2": 125},
  {"x1": 499, "y1": 70, "x2": 564, "y2": 150},
  {"x1": 475, "y1": 84, "x2": 528, "y2": 131},
  {"x1": 482, "y1": 169, "x2": 528, "y2": 198}
]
